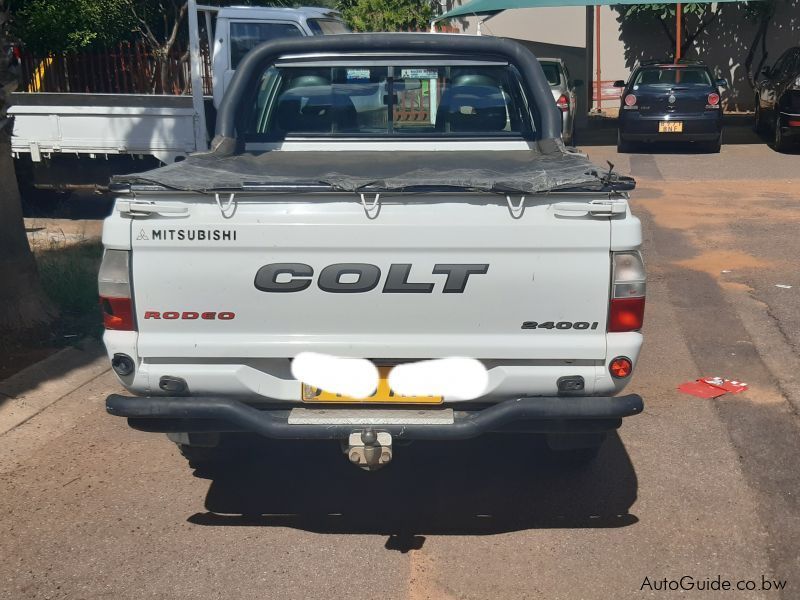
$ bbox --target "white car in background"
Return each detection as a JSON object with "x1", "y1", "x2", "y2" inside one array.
[{"x1": 538, "y1": 58, "x2": 580, "y2": 145}]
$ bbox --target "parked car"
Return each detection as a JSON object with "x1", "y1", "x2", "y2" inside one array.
[
  {"x1": 538, "y1": 58, "x2": 581, "y2": 145},
  {"x1": 754, "y1": 46, "x2": 800, "y2": 152},
  {"x1": 614, "y1": 61, "x2": 726, "y2": 153},
  {"x1": 103, "y1": 34, "x2": 644, "y2": 472}
]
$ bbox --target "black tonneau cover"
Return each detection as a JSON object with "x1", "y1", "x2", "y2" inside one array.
[{"x1": 113, "y1": 149, "x2": 630, "y2": 194}]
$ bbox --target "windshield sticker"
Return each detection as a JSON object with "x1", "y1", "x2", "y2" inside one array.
[
  {"x1": 346, "y1": 69, "x2": 371, "y2": 81},
  {"x1": 400, "y1": 68, "x2": 438, "y2": 80}
]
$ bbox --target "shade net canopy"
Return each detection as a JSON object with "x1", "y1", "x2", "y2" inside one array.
[
  {"x1": 113, "y1": 148, "x2": 633, "y2": 195},
  {"x1": 437, "y1": 0, "x2": 756, "y2": 20}
]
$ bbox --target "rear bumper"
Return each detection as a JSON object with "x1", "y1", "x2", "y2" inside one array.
[
  {"x1": 106, "y1": 393, "x2": 644, "y2": 440},
  {"x1": 619, "y1": 111, "x2": 722, "y2": 142}
]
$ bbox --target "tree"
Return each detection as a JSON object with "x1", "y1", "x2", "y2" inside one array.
[
  {"x1": 0, "y1": 0, "x2": 55, "y2": 338},
  {"x1": 741, "y1": 0, "x2": 779, "y2": 89},
  {"x1": 11, "y1": 0, "x2": 137, "y2": 53},
  {"x1": 617, "y1": 3, "x2": 722, "y2": 60},
  {"x1": 129, "y1": 0, "x2": 188, "y2": 94},
  {"x1": 337, "y1": 0, "x2": 435, "y2": 31}
]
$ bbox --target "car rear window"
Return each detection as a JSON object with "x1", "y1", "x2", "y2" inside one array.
[
  {"x1": 307, "y1": 19, "x2": 350, "y2": 35},
  {"x1": 539, "y1": 63, "x2": 561, "y2": 86},
  {"x1": 244, "y1": 64, "x2": 534, "y2": 140},
  {"x1": 633, "y1": 66, "x2": 711, "y2": 86}
]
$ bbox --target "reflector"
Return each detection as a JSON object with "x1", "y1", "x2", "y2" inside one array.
[{"x1": 609, "y1": 357, "x2": 632, "y2": 379}]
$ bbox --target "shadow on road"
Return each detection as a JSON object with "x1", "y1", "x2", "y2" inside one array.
[{"x1": 187, "y1": 432, "x2": 639, "y2": 546}]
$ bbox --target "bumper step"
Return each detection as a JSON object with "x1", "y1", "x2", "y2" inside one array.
[{"x1": 106, "y1": 394, "x2": 644, "y2": 440}]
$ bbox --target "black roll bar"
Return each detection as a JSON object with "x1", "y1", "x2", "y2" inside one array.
[{"x1": 213, "y1": 33, "x2": 563, "y2": 154}]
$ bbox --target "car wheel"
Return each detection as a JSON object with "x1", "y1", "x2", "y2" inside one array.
[
  {"x1": 773, "y1": 117, "x2": 791, "y2": 152},
  {"x1": 545, "y1": 432, "x2": 606, "y2": 466},
  {"x1": 705, "y1": 135, "x2": 722, "y2": 153},
  {"x1": 753, "y1": 100, "x2": 762, "y2": 132},
  {"x1": 616, "y1": 130, "x2": 632, "y2": 153}
]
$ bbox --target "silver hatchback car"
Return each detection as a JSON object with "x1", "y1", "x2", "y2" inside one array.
[{"x1": 538, "y1": 58, "x2": 580, "y2": 145}]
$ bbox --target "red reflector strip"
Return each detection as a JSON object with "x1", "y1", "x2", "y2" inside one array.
[
  {"x1": 609, "y1": 296, "x2": 645, "y2": 332},
  {"x1": 101, "y1": 296, "x2": 135, "y2": 331},
  {"x1": 788, "y1": 120, "x2": 800, "y2": 127}
]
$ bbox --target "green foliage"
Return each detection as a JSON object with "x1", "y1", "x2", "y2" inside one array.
[
  {"x1": 336, "y1": 0, "x2": 434, "y2": 31},
  {"x1": 619, "y1": 2, "x2": 713, "y2": 21},
  {"x1": 35, "y1": 240, "x2": 104, "y2": 340},
  {"x1": 12, "y1": 0, "x2": 137, "y2": 52}
]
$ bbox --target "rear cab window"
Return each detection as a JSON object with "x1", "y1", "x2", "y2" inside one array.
[
  {"x1": 229, "y1": 21, "x2": 305, "y2": 69},
  {"x1": 306, "y1": 19, "x2": 350, "y2": 35},
  {"x1": 243, "y1": 61, "x2": 536, "y2": 142}
]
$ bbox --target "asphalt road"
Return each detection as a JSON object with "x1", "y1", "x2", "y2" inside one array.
[{"x1": 2, "y1": 143, "x2": 799, "y2": 599}]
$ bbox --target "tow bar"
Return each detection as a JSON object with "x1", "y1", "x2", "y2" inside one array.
[{"x1": 344, "y1": 428, "x2": 393, "y2": 471}]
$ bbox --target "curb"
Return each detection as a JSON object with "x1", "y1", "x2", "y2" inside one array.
[{"x1": 0, "y1": 339, "x2": 109, "y2": 436}]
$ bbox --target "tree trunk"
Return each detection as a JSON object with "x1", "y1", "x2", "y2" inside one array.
[
  {"x1": 0, "y1": 136, "x2": 56, "y2": 335},
  {"x1": 0, "y1": 2, "x2": 56, "y2": 338}
]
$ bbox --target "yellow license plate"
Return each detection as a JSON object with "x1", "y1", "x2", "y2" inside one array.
[
  {"x1": 659, "y1": 121, "x2": 683, "y2": 133},
  {"x1": 301, "y1": 367, "x2": 443, "y2": 404}
]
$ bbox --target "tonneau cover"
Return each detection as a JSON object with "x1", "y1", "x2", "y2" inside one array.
[{"x1": 113, "y1": 148, "x2": 630, "y2": 194}]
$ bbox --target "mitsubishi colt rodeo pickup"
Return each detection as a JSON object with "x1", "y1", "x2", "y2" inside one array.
[{"x1": 101, "y1": 33, "x2": 645, "y2": 471}]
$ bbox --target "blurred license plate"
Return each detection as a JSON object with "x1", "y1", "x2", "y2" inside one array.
[
  {"x1": 301, "y1": 367, "x2": 443, "y2": 404},
  {"x1": 659, "y1": 121, "x2": 683, "y2": 133}
]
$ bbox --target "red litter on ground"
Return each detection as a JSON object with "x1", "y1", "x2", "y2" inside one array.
[{"x1": 678, "y1": 377, "x2": 749, "y2": 399}]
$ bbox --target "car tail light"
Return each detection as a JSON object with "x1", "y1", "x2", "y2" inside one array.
[
  {"x1": 609, "y1": 251, "x2": 646, "y2": 333},
  {"x1": 556, "y1": 94, "x2": 569, "y2": 112},
  {"x1": 707, "y1": 92, "x2": 720, "y2": 106},
  {"x1": 98, "y1": 249, "x2": 135, "y2": 331},
  {"x1": 624, "y1": 94, "x2": 637, "y2": 107},
  {"x1": 609, "y1": 356, "x2": 633, "y2": 378}
]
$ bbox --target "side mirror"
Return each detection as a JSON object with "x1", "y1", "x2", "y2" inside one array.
[
  {"x1": 715, "y1": 78, "x2": 728, "y2": 88},
  {"x1": 572, "y1": 79, "x2": 584, "y2": 88},
  {"x1": 612, "y1": 80, "x2": 626, "y2": 88}
]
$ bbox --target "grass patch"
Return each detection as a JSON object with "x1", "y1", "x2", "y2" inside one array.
[{"x1": 35, "y1": 240, "x2": 104, "y2": 343}]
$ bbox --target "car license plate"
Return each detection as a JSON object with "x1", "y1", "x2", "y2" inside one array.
[
  {"x1": 659, "y1": 121, "x2": 683, "y2": 133},
  {"x1": 301, "y1": 367, "x2": 443, "y2": 404}
]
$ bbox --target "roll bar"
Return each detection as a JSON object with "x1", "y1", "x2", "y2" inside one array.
[{"x1": 212, "y1": 33, "x2": 563, "y2": 154}]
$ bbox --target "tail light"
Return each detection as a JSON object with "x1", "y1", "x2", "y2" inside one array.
[
  {"x1": 624, "y1": 94, "x2": 637, "y2": 107},
  {"x1": 609, "y1": 251, "x2": 645, "y2": 333},
  {"x1": 98, "y1": 249, "x2": 135, "y2": 331},
  {"x1": 556, "y1": 94, "x2": 569, "y2": 112},
  {"x1": 707, "y1": 92, "x2": 720, "y2": 107}
]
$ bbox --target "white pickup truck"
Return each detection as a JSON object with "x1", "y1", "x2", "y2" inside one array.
[
  {"x1": 9, "y1": 4, "x2": 348, "y2": 192},
  {"x1": 101, "y1": 33, "x2": 644, "y2": 471}
]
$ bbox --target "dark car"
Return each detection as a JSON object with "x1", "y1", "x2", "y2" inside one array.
[
  {"x1": 754, "y1": 46, "x2": 800, "y2": 152},
  {"x1": 614, "y1": 61, "x2": 727, "y2": 153}
]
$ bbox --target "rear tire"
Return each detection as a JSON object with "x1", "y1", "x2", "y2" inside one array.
[
  {"x1": 753, "y1": 100, "x2": 763, "y2": 133},
  {"x1": 177, "y1": 444, "x2": 230, "y2": 470},
  {"x1": 705, "y1": 136, "x2": 722, "y2": 153},
  {"x1": 545, "y1": 432, "x2": 606, "y2": 466},
  {"x1": 773, "y1": 117, "x2": 792, "y2": 153},
  {"x1": 616, "y1": 130, "x2": 632, "y2": 153}
]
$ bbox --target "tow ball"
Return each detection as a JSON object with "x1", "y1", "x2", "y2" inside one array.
[{"x1": 344, "y1": 428, "x2": 393, "y2": 471}]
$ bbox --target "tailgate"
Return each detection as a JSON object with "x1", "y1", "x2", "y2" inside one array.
[{"x1": 128, "y1": 195, "x2": 612, "y2": 361}]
